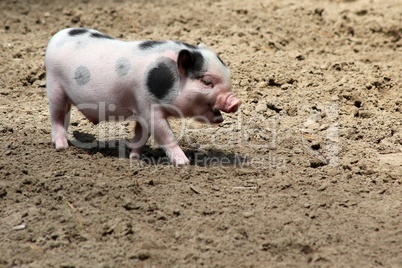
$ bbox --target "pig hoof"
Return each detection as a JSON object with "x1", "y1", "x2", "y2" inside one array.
[
  {"x1": 172, "y1": 157, "x2": 190, "y2": 166},
  {"x1": 129, "y1": 152, "x2": 141, "y2": 159},
  {"x1": 54, "y1": 139, "x2": 69, "y2": 150}
]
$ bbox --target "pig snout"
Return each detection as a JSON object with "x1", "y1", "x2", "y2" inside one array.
[
  {"x1": 225, "y1": 94, "x2": 242, "y2": 113},
  {"x1": 214, "y1": 94, "x2": 242, "y2": 114}
]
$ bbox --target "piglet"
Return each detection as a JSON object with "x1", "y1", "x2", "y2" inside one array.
[{"x1": 44, "y1": 28, "x2": 241, "y2": 165}]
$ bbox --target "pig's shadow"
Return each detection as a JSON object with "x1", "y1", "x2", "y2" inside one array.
[{"x1": 71, "y1": 131, "x2": 248, "y2": 166}]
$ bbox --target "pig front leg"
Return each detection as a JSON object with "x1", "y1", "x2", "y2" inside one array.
[{"x1": 152, "y1": 117, "x2": 189, "y2": 166}]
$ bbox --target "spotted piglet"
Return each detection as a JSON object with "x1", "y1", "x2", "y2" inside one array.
[{"x1": 44, "y1": 28, "x2": 241, "y2": 165}]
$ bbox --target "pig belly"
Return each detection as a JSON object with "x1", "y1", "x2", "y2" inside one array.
[
  {"x1": 57, "y1": 72, "x2": 140, "y2": 123},
  {"x1": 75, "y1": 101, "x2": 138, "y2": 124}
]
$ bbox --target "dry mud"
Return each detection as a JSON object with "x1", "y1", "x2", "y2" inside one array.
[{"x1": 1, "y1": 0, "x2": 401, "y2": 267}]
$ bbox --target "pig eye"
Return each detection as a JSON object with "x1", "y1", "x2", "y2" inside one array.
[{"x1": 201, "y1": 77, "x2": 214, "y2": 87}]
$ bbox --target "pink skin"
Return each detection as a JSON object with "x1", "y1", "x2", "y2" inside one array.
[
  {"x1": 45, "y1": 28, "x2": 241, "y2": 166},
  {"x1": 214, "y1": 93, "x2": 242, "y2": 113}
]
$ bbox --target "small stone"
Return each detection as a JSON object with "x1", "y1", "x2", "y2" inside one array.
[
  {"x1": 33, "y1": 80, "x2": 46, "y2": 88},
  {"x1": 378, "y1": 189, "x2": 387, "y2": 195},
  {"x1": 189, "y1": 185, "x2": 201, "y2": 194},
  {"x1": 174, "y1": 231, "x2": 181, "y2": 239},
  {"x1": 211, "y1": 186, "x2": 220, "y2": 191},
  {"x1": 318, "y1": 184, "x2": 327, "y2": 191},
  {"x1": 319, "y1": 124, "x2": 329, "y2": 131},
  {"x1": 156, "y1": 211, "x2": 168, "y2": 221},
  {"x1": 243, "y1": 211, "x2": 254, "y2": 218},
  {"x1": 205, "y1": 238, "x2": 214, "y2": 244},
  {"x1": 173, "y1": 209, "x2": 181, "y2": 216},
  {"x1": 12, "y1": 223, "x2": 26, "y2": 231},
  {"x1": 280, "y1": 83, "x2": 291, "y2": 90},
  {"x1": 123, "y1": 201, "x2": 136, "y2": 211}
]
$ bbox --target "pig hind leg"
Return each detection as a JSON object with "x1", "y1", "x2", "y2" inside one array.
[
  {"x1": 129, "y1": 121, "x2": 150, "y2": 159},
  {"x1": 47, "y1": 80, "x2": 70, "y2": 149}
]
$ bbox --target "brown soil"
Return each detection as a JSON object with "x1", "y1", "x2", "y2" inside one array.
[{"x1": 1, "y1": 0, "x2": 401, "y2": 267}]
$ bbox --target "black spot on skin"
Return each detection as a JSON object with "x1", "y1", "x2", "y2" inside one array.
[
  {"x1": 69, "y1": 28, "x2": 88, "y2": 36},
  {"x1": 139, "y1": 40, "x2": 166, "y2": 50},
  {"x1": 115, "y1": 57, "x2": 131, "y2": 77},
  {"x1": 90, "y1": 32, "x2": 114, "y2": 40},
  {"x1": 147, "y1": 63, "x2": 176, "y2": 99},
  {"x1": 74, "y1": 66, "x2": 91, "y2": 86}
]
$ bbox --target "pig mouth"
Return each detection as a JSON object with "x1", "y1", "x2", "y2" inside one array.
[
  {"x1": 211, "y1": 107, "x2": 223, "y2": 124},
  {"x1": 196, "y1": 105, "x2": 223, "y2": 124}
]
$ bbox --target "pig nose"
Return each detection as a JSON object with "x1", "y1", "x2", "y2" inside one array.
[{"x1": 226, "y1": 96, "x2": 242, "y2": 113}]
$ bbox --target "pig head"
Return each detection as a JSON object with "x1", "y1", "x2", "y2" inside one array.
[{"x1": 170, "y1": 47, "x2": 242, "y2": 124}]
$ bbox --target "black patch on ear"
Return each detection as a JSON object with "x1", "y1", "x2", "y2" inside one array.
[
  {"x1": 139, "y1": 40, "x2": 166, "y2": 50},
  {"x1": 147, "y1": 63, "x2": 176, "y2": 99},
  {"x1": 90, "y1": 32, "x2": 114, "y2": 40},
  {"x1": 69, "y1": 28, "x2": 88, "y2": 36},
  {"x1": 178, "y1": 49, "x2": 206, "y2": 79}
]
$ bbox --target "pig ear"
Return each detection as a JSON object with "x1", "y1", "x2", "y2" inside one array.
[
  {"x1": 198, "y1": 43, "x2": 208, "y2": 49},
  {"x1": 178, "y1": 49, "x2": 205, "y2": 78},
  {"x1": 178, "y1": 49, "x2": 193, "y2": 76}
]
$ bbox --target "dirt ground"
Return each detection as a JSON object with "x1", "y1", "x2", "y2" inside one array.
[{"x1": 1, "y1": 0, "x2": 401, "y2": 267}]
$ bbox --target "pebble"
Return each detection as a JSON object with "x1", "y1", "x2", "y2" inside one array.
[
  {"x1": 243, "y1": 211, "x2": 254, "y2": 218},
  {"x1": 211, "y1": 186, "x2": 220, "y2": 191},
  {"x1": 173, "y1": 208, "x2": 181, "y2": 216},
  {"x1": 12, "y1": 224, "x2": 26, "y2": 231},
  {"x1": 318, "y1": 184, "x2": 327, "y2": 191},
  {"x1": 190, "y1": 185, "x2": 201, "y2": 194},
  {"x1": 280, "y1": 83, "x2": 292, "y2": 90}
]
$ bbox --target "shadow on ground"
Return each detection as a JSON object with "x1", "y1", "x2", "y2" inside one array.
[{"x1": 71, "y1": 130, "x2": 248, "y2": 166}]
